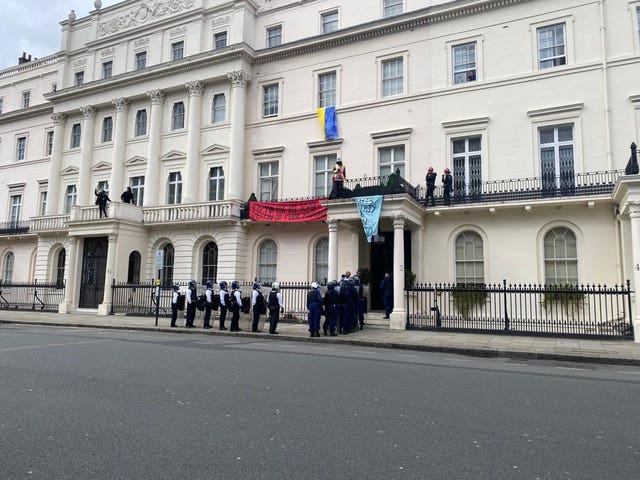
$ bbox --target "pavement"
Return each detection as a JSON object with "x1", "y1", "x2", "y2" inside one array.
[{"x1": 1, "y1": 309, "x2": 640, "y2": 366}]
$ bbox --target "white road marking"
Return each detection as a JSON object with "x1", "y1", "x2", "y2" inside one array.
[
  {"x1": 556, "y1": 367, "x2": 585, "y2": 371},
  {"x1": 0, "y1": 339, "x2": 110, "y2": 353},
  {"x1": 396, "y1": 354, "x2": 420, "y2": 358},
  {"x1": 446, "y1": 358, "x2": 470, "y2": 362},
  {"x1": 618, "y1": 371, "x2": 640, "y2": 375},
  {"x1": 497, "y1": 363, "x2": 528, "y2": 367},
  {"x1": 312, "y1": 347, "x2": 334, "y2": 351},
  {"x1": 351, "y1": 350, "x2": 376, "y2": 354}
]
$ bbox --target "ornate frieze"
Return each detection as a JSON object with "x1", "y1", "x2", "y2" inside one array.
[
  {"x1": 73, "y1": 58, "x2": 87, "y2": 68},
  {"x1": 98, "y1": 1, "x2": 196, "y2": 37},
  {"x1": 101, "y1": 47, "x2": 116, "y2": 57},
  {"x1": 170, "y1": 26, "x2": 187, "y2": 37},
  {"x1": 211, "y1": 16, "x2": 231, "y2": 29},
  {"x1": 134, "y1": 37, "x2": 150, "y2": 48},
  {"x1": 227, "y1": 70, "x2": 250, "y2": 88}
]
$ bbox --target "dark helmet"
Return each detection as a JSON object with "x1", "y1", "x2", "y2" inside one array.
[
  {"x1": 327, "y1": 281, "x2": 336, "y2": 290},
  {"x1": 231, "y1": 280, "x2": 239, "y2": 290},
  {"x1": 253, "y1": 281, "x2": 261, "y2": 290},
  {"x1": 444, "y1": 167, "x2": 451, "y2": 174},
  {"x1": 219, "y1": 281, "x2": 228, "y2": 289},
  {"x1": 427, "y1": 167, "x2": 434, "y2": 172},
  {"x1": 188, "y1": 280, "x2": 196, "y2": 288},
  {"x1": 353, "y1": 275, "x2": 361, "y2": 286},
  {"x1": 206, "y1": 281, "x2": 212, "y2": 288},
  {"x1": 172, "y1": 283, "x2": 179, "y2": 291}
]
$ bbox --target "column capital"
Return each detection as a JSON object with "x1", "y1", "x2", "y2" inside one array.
[
  {"x1": 146, "y1": 89, "x2": 165, "y2": 105},
  {"x1": 393, "y1": 215, "x2": 405, "y2": 229},
  {"x1": 227, "y1": 70, "x2": 250, "y2": 88},
  {"x1": 112, "y1": 97, "x2": 130, "y2": 112},
  {"x1": 79, "y1": 105, "x2": 97, "y2": 119},
  {"x1": 327, "y1": 219, "x2": 339, "y2": 231},
  {"x1": 51, "y1": 112, "x2": 67, "y2": 126},
  {"x1": 629, "y1": 202, "x2": 640, "y2": 218},
  {"x1": 185, "y1": 80, "x2": 204, "y2": 97}
]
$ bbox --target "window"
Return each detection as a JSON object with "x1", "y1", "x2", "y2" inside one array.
[
  {"x1": 318, "y1": 71, "x2": 336, "y2": 108},
  {"x1": 102, "y1": 61, "x2": 113, "y2": 79},
  {"x1": 453, "y1": 43, "x2": 477, "y2": 84},
  {"x1": 452, "y1": 137, "x2": 482, "y2": 197},
  {"x1": 64, "y1": 185, "x2": 77, "y2": 214},
  {"x1": 537, "y1": 23, "x2": 566, "y2": 69},
  {"x1": 213, "y1": 31, "x2": 228, "y2": 49},
  {"x1": 16, "y1": 136, "x2": 27, "y2": 160},
  {"x1": 262, "y1": 84, "x2": 279, "y2": 118},
  {"x1": 314, "y1": 238, "x2": 329, "y2": 284},
  {"x1": 46, "y1": 130, "x2": 54, "y2": 156},
  {"x1": 9, "y1": 195, "x2": 22, "y2": 225},
  {"x1": 321, "y1": 10, "x2": 338, "y2": 34},
  {"x1": 544, "y1": 227, "x2": 578, "y2": 285},
  {"x1": 266, "y1": 25, "x2": 282, "y2": 47},
  {"x1": 167, "y1": 172, "x2": 182, "y2": 204},
  {"x1": 314, "y1": 154, "x2": 336, "y2": 197},
  {"x1": 0, "y1": 97, "x2": 3, "y2": 114},
  {"x1": 383, "y1": 0, "x2": 403, "y2": 18},
  {"x1": 201, "y1": 242, "x2": 218, "y2": 284},
  {"x1": 382, "y1": 57, "x2": 403, "y2": 97},
  {"x1": 97, "y1": 180, "x2": 109, "y2": 196},
  {"x1": 56, "y1": 248, "x2": 66, "y2": 287},
  {"x1": 70, "y1": 123, "x2": 81, "y2": 148},
  {"x1": 208, "y1": 167, "x2": 225, "y2": 201},
  {"x1": 3, "y1": 252, "x2": 14, "y2": 284},
  {"x1": 127, "y1": 251, "x2": 141, "y2": 284},
  {"x1": 160, "y1": 244, "x2": 175, "y2": 287},
  {"x1": 379, "y1": 145, "x2": 405, "y2": 177},
  {"x1": 75, "y1": 71, "x2": 84, "y2": 86},
  {"x1": 40, "y1": 191, "x2": 48, "y2": 216},
  {"x1": 101, "y1": 117, "x2": 113, "y2": 143},
  {"x1": 22, "y1": 91, "x2": 30, "y2": 108},
  {"x1": 172, "y1": 102, "x2": 185, "y2": 130},
  {"x1": 135, "y1": 109, "x2": 147, "y2": 136},
  {"x1": 258, "y1": 162, "x2": 279, "y2": 201},
  {"x1": 211, "y1": 94, "x2": 226, "y2": 123},
  {"x1": 135, "y1": 51, "x2": 147, "y2": 70},
  {"x1": 258, "y1": 240, "x2": 277, "y2": 284},
  {"x1": 539, "y1": 124, "x2": 575, "y2": 191},
  {"x1": 455, "y1": 231, "x2": 484, "y2": 285},
  {"x1": 171, "y1": 41, "x2": 184, "y2": 61},
  {"x1": 130, "y1": 176, "x2": 145, "y2": 206}
]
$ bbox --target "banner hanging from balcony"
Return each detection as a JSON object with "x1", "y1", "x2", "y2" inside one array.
[
  {"x1": 355, "y1": 195, "x2": 383, "y2": 242},
  {"x1": 317, "y1": 106, "x2": 339, "y2": 140},
  {"x1": 249, "y1": 198, "x2": 328, "y2": 223}
]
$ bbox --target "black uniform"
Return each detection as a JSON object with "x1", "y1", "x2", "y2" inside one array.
[
  {"x1": 185, "y1": 285, "x2": 197, "y2": 327},
  {"x1": 442, "y1": 172, "x2": 453, "y2": 206},
  {"x1": 425, "y1": 171, "x2": 437, "y2": 206}
]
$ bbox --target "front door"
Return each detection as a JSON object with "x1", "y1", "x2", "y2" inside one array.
[
  {"x1": 370, "y1": 231, "x2": 412, "y2": 310},
  {"x1": 78, "y1": 237, "x2": 108, "y2": 309}
]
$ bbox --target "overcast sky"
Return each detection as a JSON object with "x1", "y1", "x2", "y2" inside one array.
[{"x1": 0, "y1": 0, "x2": 121, "y2": 70}]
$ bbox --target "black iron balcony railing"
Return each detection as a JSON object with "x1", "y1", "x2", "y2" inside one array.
[
  {"x1": 344, "y1": 173, "x2": 417, "y2": 198},
  {"x1": 0, "y1": 220, "x2": 30, "y2": 235}
]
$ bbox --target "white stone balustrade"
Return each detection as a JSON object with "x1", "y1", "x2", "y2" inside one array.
[
  {"x1": 143, "y1": 201, "x2": 242, "y2": 225},
  {"x1": 69, "y1": 202, "x2": 144, "y2": 223},
  {"x1": 29, "y1": 215, "x2": 70, "y2": 232}
]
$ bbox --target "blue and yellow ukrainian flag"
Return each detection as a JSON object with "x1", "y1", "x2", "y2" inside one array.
[{"x1": 317, "y1": 106, "x2": 339, "y2": 140}]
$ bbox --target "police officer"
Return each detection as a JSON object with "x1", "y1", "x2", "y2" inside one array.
[
  {"x1": 425, "y1": 167, "x2": 437, "y2": 206},
  {"x1": 229, "y1": 280, "x2": 243, "y2": 332},
  {"x1": 380, "y1": 273, "x2": 393, "y2": 319},
  {"x1": 185, "y1": 280, "x2": 197, "y2": 328},
  {"x1": 354, "y1": 275, "x2": 365, "y2": 330},
  {"x1": 218, "y1": 281, "x2": 229, "y2": 330},
  {"x1": 170, "y1": 283, "x2": 180, "y2": 327},
  {"x1": 203, "y1": 281, "x2": 213, "y2": 329},
  {"x1": 323, "y1": 281, "x2": 339, "y2": 336},
  {"x1": 338, "y1": 278, "x2": 351, "y2": 333},
  {"x1": 307, "y1": 281, "x2": 323, "y2": 337},
  {"x1": 251, "y1": 281, "x2": 264, "y2": 333},
  {"x1": 442, "y1": 167, "x2": 453, "y2": 206},
  {"x1": 267, "y1": 282, "x2": 283, "y2": 334}
]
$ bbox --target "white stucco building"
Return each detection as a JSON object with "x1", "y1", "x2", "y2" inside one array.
[{"x1": 1, "y1": 0, "x2": 640, "y2": 338}]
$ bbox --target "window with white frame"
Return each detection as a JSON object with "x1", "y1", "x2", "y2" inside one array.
[
  {"x1": 318, "y1": 71, "x2": 336, "y2": 108},
  {"x1": 211, "y1": 94, "x2": 226, "y2": 123},
  {"x1": 452, "y1": 136, "x2": 482, "y2": 197},
  {"x1": 539, "y1": 124, "x2": 575, "y2": 190},
  {"x1": 9, "y1": 194, "x2": 22, "y2": 224},
  {"x1": 262, "y1": 84, "x2": 279, "y2": 118},
  {"x1": 56, "y1": 248, "x2": 66, "y2": 287},
  {"x1": 70, "y1": 123, "x2": 81, "y2": 148},
  {"x1": 135, "y1": 109, "x2": 147, "y2": 136},
  {"x1": 537, "y1": 23, "x2": 566, "y2": 69},
  {"x1": 321, "y1": 10, "x2": 338, "y2": 34},
  {"x1": 266, "y1": 25, "x2": 282, "y2": 47},
  {"x1": 258, "y1": 240, "x2": 277, "y2": 284},
  {"x1": 64, "y1": 185, "x2": 77, "y2": 214},
  {"x1": 135, "y1": 51, "x2": 147, "y2": 70},
  {"x1": 208, "y1": 167, "x2": 225, "y2": 201},
  {"x1": 172, "y1": 41, "x2": 184, "y2": 61},
  {"x1": 172, "y1": 102, "x2": 185, "y2": 130},
  {"x1": 46, "y1": 130, "x2": 54, "y2": 156},
  {"x1": 258, "y1": 162, "x2": 279, "y2": 201},
  {"x1": 167, "y1": 172, "x2": 182, "y2": 204},
  {"x1": 160, "y1": 243, "x2": 175, "y2": 287},
  {"x1": 16, "y1": 136, "x2": 27, "y2": 160},
  {"x1": 130, "y1": 176, "x2": 145, "y2": 206},
  {"x1": 213, "y1": 31, "x2": 227, "y2": 49},
  {"x1": 382, "y1": 57, "x2": 403, "y2": 97},
  {"x1": 455, "y1": 231, "x2": 484, "y2": 285},
  {"x1": 39, "y1": 191, "x2": 47, "y2": 216},
  {"x1": 544, "y1": 227, "x2": 578, "y2": 285},
  {"x1": 75, "y1": 71, "x2": 84, "y2": 86},
  {"x1": 22, "y1": 91, "x2": 30, "y2": 108},
  {"x1": 201, "y1": 242, "x2": 218, "y2": 284},
  {"x1": 314, "y1": 153, "x2": 336, "y2": 197},
  {"x1": 453, "y1": 42, "x2": 477, "y2": 84},
  {"x1": 102, "y1": 117, "x2": 113, "y2": 143},
  {"x1": 102, "y1": 61, "x2": 113, "y2": 79},
  {"x1": 383, "y1": 0, "x2": 403, "y2": 18},
  {"x1": 314, "y1": 238, "x2": 329, "y2": 284},
  {"x1": 379, "y1": 145, "x2": 405, "y2": 177},
  {"x1": 3, "y1": 252, "x2": 14, "y2": 283},
  {"x1": 97, "y1": 180, "x2": 109, "y2": 196}
]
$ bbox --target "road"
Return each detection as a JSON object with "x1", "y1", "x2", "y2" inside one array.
[{"x1": 1, "y1": 324, "x2": 639, "y2": 480}]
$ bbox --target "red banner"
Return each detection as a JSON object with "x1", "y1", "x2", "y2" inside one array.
[{"x1": 249, "y1": 198, "x2": 328, "y2": 223}]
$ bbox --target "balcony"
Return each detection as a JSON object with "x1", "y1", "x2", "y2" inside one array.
[
  {"x1": 142, "y1": 200, "x2": 243, "y2": 226},
  {"x1": 0, "y1": 220, "x2": 30, "y2": 236}
]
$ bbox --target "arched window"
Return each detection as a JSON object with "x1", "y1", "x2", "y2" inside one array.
[
  {"x1": 314, "y1": 238, "x2": 329, "y2": 284},
  {"x1": 208, "y1": 167, "x2": 225, "y2": 201},
  {"x1": 160, "y1": 244, "x2": 175, "y2": 287},
  {"x1": 127, "y1": 251, "x2": 141, "y2": 284},
  {"x1": 172, "y1": 102, "x2": 185, "y2": 130},
  {"x1": 258, "y1": 240, "x2": 277, "y2": 284},
  {"x1": 3, "y1": 252, "x2": 14, "y2": 283},
  {"x1": 454, "y1": 231, "x2": 484, "y2": 285},
  {"x1": 544, "y1": 227, "x2": 578, "y2": 285},
  {"x1": 201, "y1": 242, "x2": 218, "y2": 284},
  {"x1": 56, "y1": 248, "x2": 66, "y2": 287}
]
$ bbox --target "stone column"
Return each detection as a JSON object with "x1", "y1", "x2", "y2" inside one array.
[
  {"x1": 98, "y1": 235, "x2": 118, "y2": 316},
  {"x1": 59, "y1": 236, "x2": 78, "y2": 313},
  {"x1": 144, "y1": 89, "x2": 165, "y2": 206},
  {"x1": 109, "y1": 98, "x2": 130, "y2": 199},
  {"x1": 390, "y1": 215, "x2": 406, "y2": 330},
  {"x1": 78, "y1": 105, "x2": 97, "y2": 206},
  {"x1": 327, "y1": 219, "x2": 339, "y2": 282},
  {"x1": 46, "y1": 112, "x2": 67, "y2": 215},
  {"x1": 628, "y1": 203, "x2": 640, "y2": 342},
  {"x1": 226, "y1": 70, "x2": 250, "y2": 200},
  {"x1": 183, "y1": 80, "x2": 204, "y2": 203}
]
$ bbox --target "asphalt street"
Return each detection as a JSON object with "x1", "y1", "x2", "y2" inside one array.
[{"x1": 1, "y1": 324, "x2": 639, "y2": 480}]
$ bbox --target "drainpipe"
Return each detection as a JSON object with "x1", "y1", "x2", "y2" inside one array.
[
  {"x1": 614, "y1": 204, "x2": 624, "y2": 285},
  {"x1": 599, "y1": 0, "x2": 613, "y2": 170}
]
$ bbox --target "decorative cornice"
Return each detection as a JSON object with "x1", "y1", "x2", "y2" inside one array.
[
  {"x1": 441, "y1": 117, "x2": 490, "y2": 129},
  {"x1": 146, "y1": 89, "x2": 165, "y2": 105},
  {"x1": 370, "y1": 127, "x2": 413, "y2": 141},
  {"x1": 307, "y1": 138, "x2": 344, "y2": 150},
  {"x1": 170, "y1": 26, "x2": 187, "y2": 37},
  {"x1": 112, "y1": 97, "x2": 130, "y2": 112},
  {"x1": 97, "y1": 0, "x2": 196, "y2": 38},
  {"x1": 79, "y1": 105, "x2": 97, "y2": 119},
  {"x1": 134, "y1": 37, "x2": 150, "y2": 48},
  {"x1": 252, "y1": 146, "x2": 285, "y2": 157},
  {"x1": 212, "y1": 16, "x2": 231, "y2": 29},
  {"x1": 185, "y1": 80, "x2": 204, "y2": 97},
  {"x1": 101, "y1": 47, "x2": 116, "y2": 57},
  {"x1": 630, "y1": 95, "x2": 640, "y2": 104},
  {"x1": 527, "y1": 103, "x2": 584, "y2": 118},
  {"x1": 227, "y1": 70, "x2": 250, "y2": 88},
  {"x1": 51, "y1": 112, "x2": 67, "y2": 126}
]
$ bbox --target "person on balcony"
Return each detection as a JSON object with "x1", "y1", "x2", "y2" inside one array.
[
  {"x1": 329, "y1": 159, "x2": 346, "y2": 199},
  {"x1": 94, "y1": 187, "x2": 111, "y2": 218},
  {"x1": 120, "y1": 187, "x2": 135, "y2": 204},
  {"x1": 442, "y1": 168, "x2": 453, "y2": 206},
  {"x1": 425, "y1": 167, "x2": 437, "y2": 206}
]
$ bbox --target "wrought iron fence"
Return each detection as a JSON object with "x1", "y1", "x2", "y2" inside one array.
[
  {"x1": 406, "y1": 281, "x2": 633, "y2": 339},
  {"x1": 344, "y1": 173, "x2": 417, "y2": 198},
  {"x1": 0, "y1": 220, "x2": 30, "y2": 235},
  {"x1": 0, "y1": 280, "x2": 65, "y2": 312}
]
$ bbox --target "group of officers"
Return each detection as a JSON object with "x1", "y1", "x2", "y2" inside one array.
[{"x1": 425, "y1": 167, "x2": 453, "y2": 206}]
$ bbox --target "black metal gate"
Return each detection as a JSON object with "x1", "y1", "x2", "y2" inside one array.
[{"x1": 78, "y1": 237, "x2": 108, "y2": 309}]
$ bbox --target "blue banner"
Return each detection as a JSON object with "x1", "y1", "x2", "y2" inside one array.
[{"x1": 355, "y1": 195, "x2": 383, "y2": 242}]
